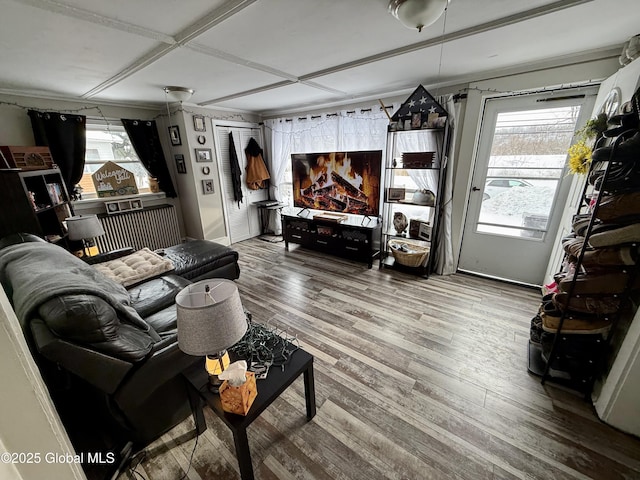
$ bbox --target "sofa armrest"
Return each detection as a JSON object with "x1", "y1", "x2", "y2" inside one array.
[
  {"x1": 113, "y1": 341, "x2": 200, "y2": 412},
  {"x1": 30, "y1": 319, "x2": 133, "y2": 394}
]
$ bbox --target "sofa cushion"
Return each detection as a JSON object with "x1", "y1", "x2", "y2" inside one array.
[
  {"x1": 38, "y1": 294, "x2": 118, "y2": 343},
  {"x1": 128, "y1": 274, "x2": 191, "y2": 318},
  {"x1": 93, "y1": 248, "x2": 175, "y2": 287},
  {"x1": 37, "y1": 294, "x2": 154, "y2": 362},
  {"x1": 144, "y1": 304, "x2": 178, "y2": 338}
]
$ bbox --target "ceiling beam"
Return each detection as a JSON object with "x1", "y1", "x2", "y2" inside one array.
[
  {"x1": 299, "y1": 0, "x2": 595, "y2": 82},
  {"x1": 15, "y1": 0, "x2": 175, "y2": 44},
  {"x1": 199, "y1": 80, "x2": 295, "y2": 106},
  {"x1": 174, "y1": 0, "x2": 257, "y2": 45},
  {"x1": 200, "y1": 0, "x2": 596, "y2": 107},
  {"x1": 80, "y1": 0, "x2": 257, "y2": 98},
  {"x1": 81, "y1": 43, "x2": 178, "y2": 99},
  {"x1": 259, "y1": 46, "x2": 618, "y2": 117},
  {"x1": 198, "y1": 79, "x2": 349, "y2": 107},
  {"x1": 186, "y1": 42, "x2": 298, "y2": 82}
]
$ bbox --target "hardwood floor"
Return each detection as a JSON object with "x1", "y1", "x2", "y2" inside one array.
[{"x1": 121, "y1": 238, "x2": 640, "y2": 480}]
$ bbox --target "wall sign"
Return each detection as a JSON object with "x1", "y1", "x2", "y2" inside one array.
[{"x1": 91, "y1": 161, "x2": 139, "y2": 198}]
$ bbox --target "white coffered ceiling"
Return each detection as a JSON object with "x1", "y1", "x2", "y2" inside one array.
[{"x1": 0, "y1": 0, "x2": 638, "y2": 115}]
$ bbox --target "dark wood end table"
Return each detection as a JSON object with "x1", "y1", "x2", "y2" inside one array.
[{"x1": 182, "y1": 346, "x2": 316, "y2": 480}]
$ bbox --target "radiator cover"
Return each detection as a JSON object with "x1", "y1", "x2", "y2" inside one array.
[{"x1": 96, "y1": 204, "x2": 181, "y2": 252}]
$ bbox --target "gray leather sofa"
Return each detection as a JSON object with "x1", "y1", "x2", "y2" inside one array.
[{"x1": 0, "y1": 233, "x2": 240, "y2": 457}]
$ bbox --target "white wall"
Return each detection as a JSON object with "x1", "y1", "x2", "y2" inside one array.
[
  {"x1": 0, "y1": 438, "x2": 22, "y2": 480},
  {"x1": 155, "y1": 104, "x2": 260, "y2": 243},
  {"x1": 595, "y1": 307, "x2": 640, "y2": 436},
  {"x1": 0, "y1": 289, "x2": 85, "y2": 480}
]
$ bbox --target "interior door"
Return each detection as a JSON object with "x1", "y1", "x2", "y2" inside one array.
[
  {"x1": 214, "y1": 125, "x2": 267, "y2": 244},
  {"x1": 458, "y1": 90, "x2": 596, "y2": 285}
]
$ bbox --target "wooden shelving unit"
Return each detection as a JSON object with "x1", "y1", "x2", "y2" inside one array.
[{"x1": 0, "y1": 168, "x2": 77, "y2": 249}]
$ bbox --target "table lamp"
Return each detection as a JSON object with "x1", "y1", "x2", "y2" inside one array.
[
  {"x1": 66, "y1": 214, "x2": 105, "y2": 257},
  {"x1": 176, "y1": 279, "x2": 248, "y2": 391}
]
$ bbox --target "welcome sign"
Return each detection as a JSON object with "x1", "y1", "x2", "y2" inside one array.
[{"x1": 91, "y1": 161, "x2": 139, "y2": 197}]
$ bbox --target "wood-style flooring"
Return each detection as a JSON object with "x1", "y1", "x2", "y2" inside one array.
[{"x1": 120, "y1": 238, "x2": 640, "y2": 480}]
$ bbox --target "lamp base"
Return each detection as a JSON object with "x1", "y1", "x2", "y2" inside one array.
[
  {"x1": 205, "y1": 352, "x2": 230, "y2": 393},
  {"x1": 208, "y1": 374, "x2": 223, "y2": 393}
]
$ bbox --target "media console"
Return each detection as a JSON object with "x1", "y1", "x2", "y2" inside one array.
[{"x1": 281, "y1": 208, "x2": 381, "y2": 268}]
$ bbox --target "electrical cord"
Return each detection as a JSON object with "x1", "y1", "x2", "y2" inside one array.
[
  {"x1": 126, "y1": 431, "x2": 199, "y2": 480},
  {"x1": 128, "y1": 451, "x2": 147, "y2": 480},
  {"x1": 179, "y1": 434, "x2": 199, "y2": 480},
  {"x1": 229, "y1": 319, "x2": 300, "y2": 370}
]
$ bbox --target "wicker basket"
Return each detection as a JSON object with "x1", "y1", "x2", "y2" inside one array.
[{"x1": 388, "y1": 239, "x2": 430, "y2": 267}]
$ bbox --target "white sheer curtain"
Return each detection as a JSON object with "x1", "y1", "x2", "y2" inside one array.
[
  {"x1": 263, "y1": 107, "x2": 391, "y2": 233},
  {"x1": 394, "y1": 130, "x2": 442, "y2": 194},
  {"x1": 264, "y1": 99, "x2": 459, "y2": 276}
]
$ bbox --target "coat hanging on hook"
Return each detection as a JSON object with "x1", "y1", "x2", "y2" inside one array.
[
  {"x1": 244, "y1": 137, "x2": 270, "y2": 190},
  {"x1": 229, "y1": 132, "x2": 243, "y2": 206}
]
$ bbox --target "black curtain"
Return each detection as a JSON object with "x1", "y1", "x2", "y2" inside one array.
[
  {"x1": 121, "y1": 119, "x2": 177, "y2": 197},
  {"x1": 28, "y1": 110, "x2": 86, "y2": 193}
]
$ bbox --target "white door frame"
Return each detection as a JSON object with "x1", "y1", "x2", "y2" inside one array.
[
  {"x1": 212, "y1": 120, "x2": 266, "y2": 244},
  {"x1": 458, "y1": 88, "x2": 597, "y2": 285}
]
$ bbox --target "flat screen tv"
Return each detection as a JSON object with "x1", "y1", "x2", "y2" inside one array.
[{"x1": 291, "y1": 150, "x2": 382, "y2": 216}]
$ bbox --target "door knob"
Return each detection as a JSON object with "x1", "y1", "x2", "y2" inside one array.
[{"x1": 472, "y1": 186, "x2": 480, "y2": 192}]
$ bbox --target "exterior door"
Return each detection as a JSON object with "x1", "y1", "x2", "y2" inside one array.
[
  {"x1": 458, "y1": 90, "x2": 596, "y2": 285},
  {"x1": 214, "y1": 125, "x2": 267, "y2": 244}
]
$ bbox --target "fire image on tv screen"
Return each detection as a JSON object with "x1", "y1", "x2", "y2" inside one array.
[{"x1": 291, "y1": 150, "x2": 382, "y2": 216}]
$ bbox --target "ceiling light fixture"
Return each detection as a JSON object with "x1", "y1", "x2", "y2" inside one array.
[
  {"x1": 388, "y1": 0, "x2": 449, "y2": 32},
  {"x1": 163, "y1": 86, "x2": 195, "y2": 103}
]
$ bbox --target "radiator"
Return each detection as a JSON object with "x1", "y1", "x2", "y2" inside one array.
[{"x1": 96, "y1": 204, "x2": 181, "y2": 252}]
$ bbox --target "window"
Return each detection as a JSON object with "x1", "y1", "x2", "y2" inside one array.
[{"x1": 80, "y1": 123, "x2": 150, "y2": 198}]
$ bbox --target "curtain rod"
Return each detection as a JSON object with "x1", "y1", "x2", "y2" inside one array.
[
  {"x1": 281, "y1": 105, "x2": 393, "y2": 123},
  {"x1": 536, "y1": 94, "x2": 586, "y2": 102}
]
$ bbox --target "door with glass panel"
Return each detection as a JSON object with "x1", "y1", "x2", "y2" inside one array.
[{"x1": 458, "y1": 90, "x2": 595, "y2": 285}]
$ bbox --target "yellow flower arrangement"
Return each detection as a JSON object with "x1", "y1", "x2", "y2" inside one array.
[
  {"x1": 567, "y1": 113, "x2": 608, "y2": 175},
  {"x1": 568, "y1": 140, "x2": 592, "y2": 175}
]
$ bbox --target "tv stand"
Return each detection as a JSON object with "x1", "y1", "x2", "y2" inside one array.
[{"x1": 281, "y1": 209, "x2": 381, "y2": 268}]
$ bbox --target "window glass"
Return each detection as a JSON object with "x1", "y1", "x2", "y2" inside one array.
[
  {"x1": 79, "y1": 123, "x2": 150, "y2": 198},
  {"x1": 477, "y1": 106, "x2": 579, "y2": 238}
]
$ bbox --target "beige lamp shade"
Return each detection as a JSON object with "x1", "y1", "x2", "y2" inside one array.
[
  {"x1": 66, "y1": 215, "x2": 105, "y2": 241},
  {"x1": 176, "y1": 279, "x2": 247, "y2": 356}
]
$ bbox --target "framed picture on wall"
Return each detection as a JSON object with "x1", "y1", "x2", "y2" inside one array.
[
  {"x1": 168, "y1": 125, "x2": 181, "y2": 146},
  {"x1": 195, "y1": 148, "x2": 212, "y2": 162},
  {"x1": 175, "y1": 154, "x2": 186, "y2": 174},
  {"x1": 193, "y1": 115, "x2": 206, "y2": 132},
  {"x1": 202, "y1": 179, "x2": 214, "y2": 195}
]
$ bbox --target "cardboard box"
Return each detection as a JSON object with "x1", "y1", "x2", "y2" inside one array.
[
  {"x1": 219, "y1": 371, "x2": 257, "y2": 416},
  {"x1": 387, "y1": 187, "x2": 405, "y2": 201},
  {"x1": 409, "y1": 219, "x2": 429, "y2": 239},
  {"x1": 418, "y1": 223, "x2": 432, "y2": 241},
  {"x1": 402, "y1": 152, "x2": 435, "y2": 168},
  {"x1": 313, "y1": 212, "x2": 347, "y2": 223}
]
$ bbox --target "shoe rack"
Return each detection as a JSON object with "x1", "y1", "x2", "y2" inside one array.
[{"x1": 528, "y1": 125, "x2": 640, "y2": 396}]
